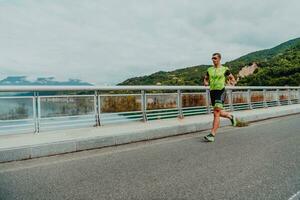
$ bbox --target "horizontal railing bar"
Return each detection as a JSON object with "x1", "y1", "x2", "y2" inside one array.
[
  {"x1": 101, "y1": 110, "x2": 142, "y2": 115},
  {"x1": 233, "y1": 105, "x2": 250, "y2": 108},
  {"x1": 0, "y1": 85, "x2": 299, "y2": 92},
  {"x1": 147, "y1": 114, "x2": 180, "y2": 119},
  {"x1": 182, "y1": 106, "x2": 207, "y2": 109},
  {"x1": 182, "y1": 110, "x2": 207, "y2": 114},
  {"x1": 181, "y1": 92, "x2": 206, "y2": 95},
  {"x1": 101, "y1": 115, "x2": 142, "y2": 120},
  {"x1": 183, "y1": 112, "x2": 207, "y2": 116},
  {"x1": 146, "y1": 108, "x2": 178, "y2": 112},
  {"x1": 232, "y1": 103, "x2": 249, "y2": 106},
  {"x1": 101, "y1": 117, "x2": 143, "y2": 124},
  {"x1": 0, "y1": 96, "x2": 34, "y2": 99},
  {"x1": 41, "y1": 116, "x2": 95, "y2": 121},
  {"x1": 232, "y1": 105, "x2": 250, "y2": 108},
  {"x1": 146, "y1": 111, "x2": 179, "y2": 116},
  {"x1": 0, "y1": 128, "x2": 34, "y2": 134},
  {"x1": 146, "y1": 93, "x2": 178, "y2": 96},
  {"x1": 40, "y1": 114, "x2": 94, "y2": 120},
  {"x1": 99, "y1": 94, "x2": 141, "y2": 97},
  {"x1": 101, "y1": 115, "x2": 143, "y2": 121},
  {"x1": 39, "y1": 123, "x2": 94, "y2": 130},
  {"x1": 146, "y1": 111, "x2": 179, "y2": 115},
  {"x1": 232, "y1": 92, "x2": 250, "y2": 94},
  {"x1": 182, "y1": 108, "x2": 207, "y2": 111},
  {"x1": 183, "y1": 107, "x2": 208, "y2": 110},
  {"x1": 232, "y1": 104, "x2": 250, "y2": 107},
  {"x1": 40, "y1": 119, "x2": 94, "y2": 126},
  {"x1": 0, "y1": 124, "x2": 34, "y2": 129},
  {"x1": 233, "y1": 108, "x2": 249, "y2": 111},
  {"x1": 183, "y1": 109, "x2": 208, "y2": 113},
  {"x1": 39, "y1": 95, "x2": 94, "y2": 98},
  {"x1": 0, "y1": 118, "x2": 34, "y2": 123},
  {"x1": 41, "y1": 118, "x2": 95, "y2": 124}
]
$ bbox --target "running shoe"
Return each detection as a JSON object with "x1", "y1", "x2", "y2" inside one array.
[
  {"x1": 230, "y1": 115, "x2": 237, "y2": 127},
  {"x1": 204, "y1": 133, "x2": 215, "y2": 142}
]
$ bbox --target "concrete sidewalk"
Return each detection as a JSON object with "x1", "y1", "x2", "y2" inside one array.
[{"x1": 0, "y1": 104, "x2": 300, "y2": 163}]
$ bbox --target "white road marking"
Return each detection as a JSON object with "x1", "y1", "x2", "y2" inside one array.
[{"x1": 289, "y1": 190, "x2": 300, "y2": 200}]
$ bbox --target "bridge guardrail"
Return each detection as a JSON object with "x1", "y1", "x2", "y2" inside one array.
[{"x1": 0, "y1": 86, "x2": 299, "y2": 135}]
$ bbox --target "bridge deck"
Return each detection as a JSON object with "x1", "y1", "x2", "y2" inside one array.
[{"x1": 0, "y1": 112, "x2": 300, "y2": 199}]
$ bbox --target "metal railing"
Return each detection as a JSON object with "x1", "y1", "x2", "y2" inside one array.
[{"x1": 0, "y1": 85, "x2": 299, "y2": 135}]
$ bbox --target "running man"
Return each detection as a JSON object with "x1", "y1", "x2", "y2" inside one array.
[{"x1": 203, "y1": 53, "x2": 237, "y2": 142}]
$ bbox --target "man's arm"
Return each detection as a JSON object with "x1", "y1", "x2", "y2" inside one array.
[
  {"x1": 224, "y1": 69, "x2": 236, "y2": 86},
  {"x1": 204, "y1": 72, "x2": 209, "y2": 86},
  {"x1": 227, "y1": 73, "x2": 237, "y2": 86}
]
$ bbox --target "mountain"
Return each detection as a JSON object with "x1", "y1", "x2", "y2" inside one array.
[
  {"x1": 226, "y1": 37, "x2": 300, "y2": 74},
  {"x1": 0, "y1": 76, "x2": 93, "y2": 86},
  {"x1": 118, "y1": 65, "x2": 210, "y2": 86},
  {"x1": 237, "y1": 40, "x2": 300, "y2": 86},
  {"x1": 118, "y1": 37, "x2": 300, "y2": 86}
]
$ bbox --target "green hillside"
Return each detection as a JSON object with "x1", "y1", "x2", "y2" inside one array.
[
  {"x1": 226, "y1": 37, "x2": 300, "y2": 74},
  {"x1": 238, "y1": 41, "x2": 300, "y2": 86},
  {"x1": 118, "y1": 37, "x2": 300, "y2": 86},
  {"x1": 119, "y1": 65, "x2": 210, "y2": 86}
]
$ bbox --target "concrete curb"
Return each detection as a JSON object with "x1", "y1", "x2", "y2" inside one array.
[{"x1": 0, "y1": 104, "x2": 300, "y2": 163}]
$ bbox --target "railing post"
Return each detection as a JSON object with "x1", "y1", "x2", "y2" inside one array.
[
  {"x1": 98, "y1": 93, "x2": 102, "y2": 126},
  {"x1": 33, "y1": 92, "x2": 37, "y2": 133},
  {"x1": 141, "y1": 90, "x2": 147, "y2": 122},
  {"x1": 35, "y1": 92, "x2": 41, "y2": 133},
  {"x1": 263, "y1": 89, "x2": 267, "y2": 108},
  {"x1": 94, "y1": 90, "x2": 101, "y2": 126},
  {"x1": 298, "y1": 88, "x2": 300, "y2": 104},
  {"x1": 177, "y1": 89, "x2": 183, "y2": 119},
  {"x1": 228, "y1": 89, "x2": 234, "y2": 111},
  {"x1": 205, "y1": 89, "x2": 211, "y2": 114},
  {"x1": 288, "y1": 88, "x2": 292, "y2": 105},
  {"x1": 247, "y1": 89, "x2": 252, "y2": 109},
  {"x1": 276, "y1": 89, "x2": 281, "y2": 106}
]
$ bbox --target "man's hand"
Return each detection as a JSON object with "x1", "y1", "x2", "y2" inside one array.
[
  {"x1": 204, "y1": 75, "x2": 209, "y2": 86},
  {"x1": 227, "y1": 74, "x2": 237, "y2": 86}
]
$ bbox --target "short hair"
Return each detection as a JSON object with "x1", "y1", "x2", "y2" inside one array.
[{"x1": 212, "y1": 53, "x2": 222, "y2": 59}]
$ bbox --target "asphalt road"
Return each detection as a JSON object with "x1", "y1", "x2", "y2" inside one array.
[{"x1": 0, "y1": 114, "x2": 300, "y2": 200}]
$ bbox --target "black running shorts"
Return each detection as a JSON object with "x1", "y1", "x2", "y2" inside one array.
[{"x1": 210, "y1": 88, "x2": 226, "y2": 109}]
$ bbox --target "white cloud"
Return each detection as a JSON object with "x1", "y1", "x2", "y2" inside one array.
[{"x1": 0, "y1": 0, "x2": 299, "y2": 85}]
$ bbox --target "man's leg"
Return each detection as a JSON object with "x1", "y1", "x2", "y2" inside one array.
[
  {"x1": 220, "y1": 110, "x2": 232, "y2": 119},
  {"x1": 218, "y1": 90, "x2": 237, "y2": 126},
  {"x1": 211, "y1": 108, "x2": 221, "y2": 136},
  {"x1": 220, "y1": 109, "x2": 237, "y2": 126},
  {"x1": 204, "y1": 107, "x2": 220, "y2": 142}
]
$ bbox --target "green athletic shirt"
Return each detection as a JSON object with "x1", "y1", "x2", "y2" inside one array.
[{"x1": 206, "y1": 65, "x2": 231, "y2": 90}]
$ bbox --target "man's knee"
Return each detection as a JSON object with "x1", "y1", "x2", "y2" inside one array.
[
  {"x1": 213, "y1": 109, "x2": 221, "y2": 116},
  {"x1": 220, "y1": 110, "x2": 227, "y2": 116}
]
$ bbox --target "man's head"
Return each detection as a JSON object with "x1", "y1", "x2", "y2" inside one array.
[{"x1": 212, "y1": 53, "x2": 221, "y2": 66}]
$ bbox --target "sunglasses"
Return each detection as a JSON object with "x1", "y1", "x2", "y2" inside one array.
[{"x1": 212, "y1": 57, "x2": 218, "y2": 60}]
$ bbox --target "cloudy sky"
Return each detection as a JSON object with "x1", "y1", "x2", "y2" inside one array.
[{"x1": 0, "y1": 0, "x2": 299, "y2": 85}]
